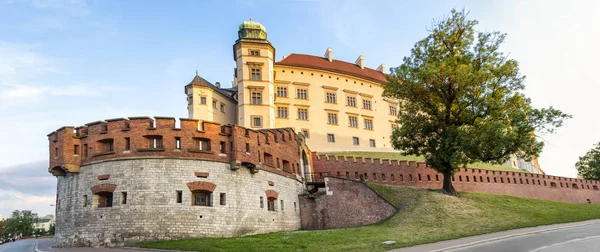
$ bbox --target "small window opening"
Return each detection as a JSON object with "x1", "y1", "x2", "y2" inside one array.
[
  {"x1": 176, "y1": 190, "x2": 182, "y2": 203},
  {"x1": 82, "y1": 195, "x2": 87, "y2": 207},
  {"x1": 125, "y1": 137, "x2": 130, "y2": 151},
  {"x1": 175, "y1": 137, "x2": 181, "y2": 150},
  {"x1": 192, "y1": 190, "x2": 212, "y2": 206},
  {"x1": 121, "y1": 192, "x2": 127, "y2": 204},
  {"x1": 220, "y1": 193, "x2": 226, "y2": 206}
]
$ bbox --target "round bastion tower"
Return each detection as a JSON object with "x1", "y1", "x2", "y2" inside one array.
[{"x1": 234, "y1": 19, "x2": 276, "y2": 129}]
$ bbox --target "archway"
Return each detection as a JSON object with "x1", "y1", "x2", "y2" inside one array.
[{"x1": 301, "y1": 150, "x2": 311, "y2": 182}]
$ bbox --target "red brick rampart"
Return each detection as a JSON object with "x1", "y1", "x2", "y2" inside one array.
[
  {"x1": 311, "y1": 153, "x2": 600, "y2": 204},
  {"x1": 47, "y1": 116, "x2": 303, "y2": 180}
]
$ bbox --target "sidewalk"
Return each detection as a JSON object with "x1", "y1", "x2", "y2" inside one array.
[{"x1": 389, "y1": 219, "x2": 600, "y2": 252}]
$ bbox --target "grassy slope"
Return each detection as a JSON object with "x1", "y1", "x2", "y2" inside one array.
[
  {"x1": 138, "y1": 185, "x2": 600, "y2": 252},
  {"x1": 323, "y1": 151, "x2": 524, "y2": 172}
]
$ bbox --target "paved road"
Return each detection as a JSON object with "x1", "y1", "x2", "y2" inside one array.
[
  {"x1": 393, "y1": 219, "x2": 600, "y2": 252},
  {"x1": 0, "y1": 238, "x2": 36, "y2": 252}
]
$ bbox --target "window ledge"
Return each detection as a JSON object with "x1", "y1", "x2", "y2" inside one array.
[
  {"x1": 147, "y1": 127, "x2": 156, "y2": 130},
  {"x1": 121, "y1": 128, "x2": 130, "y2": 131},
  {"x1": 137, "y1": 148, "x2": 165, "y2": 152},
  {"x1": 188, "y1": 149, "x2": 213, "y2": 154},
  {"x1": 93, "y1": 151, "x2": 115, "y2": 157},
  {"x1": 100, "y1": 131, "x2": 108, "y2": 134},
  {"x1": 245, "y1": 152, "x2": 251, "y2": 156}
]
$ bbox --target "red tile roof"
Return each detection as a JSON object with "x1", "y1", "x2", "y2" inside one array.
[{"x1": 275, "y1": 54, "x2": 387, "y2": 84}]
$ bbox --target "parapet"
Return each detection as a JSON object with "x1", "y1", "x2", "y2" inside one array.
[{"x1": 48, "y1": 116, "x2": 303, "y2": 179}]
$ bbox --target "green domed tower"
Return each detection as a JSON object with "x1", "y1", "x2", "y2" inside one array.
[
  {"x1": 233, "y1": 18, "x2": 276, "y2": 129},
  {"x1": 238, "y1": 19, "x2": 268, "y2": 40}
]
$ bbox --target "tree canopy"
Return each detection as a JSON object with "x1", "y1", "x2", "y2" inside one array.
[
  {"x1": 384, "y1": 9, "x2": 570, "y2": 194},
  {"x1": 3, "y1": 210, "x2": 40, "y2": 237},
  {"x1": 576, "y1": 142, "x2": 600, "y2": 181}
]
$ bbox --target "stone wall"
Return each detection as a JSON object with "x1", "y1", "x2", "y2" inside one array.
[
  {"x1": 299, "y1": 177, "x2": 396, "y2": 230},
  {"x1": 54, "y1": 158, "x2": 305, "y2": 247},
  {"x1": 311, "y1": 154, "x2": 600, "y2": 204}
]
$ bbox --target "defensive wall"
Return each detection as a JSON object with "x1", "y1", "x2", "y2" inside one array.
[
  {"x1": 311, "y1": 154, "x2": 600, "y2": 204},
  {"x1": 299, "y1": 176, "x2": 396, "y2": 230},
  {"x1": 47, "y1": 117, "x2": 309, "y2": 247}
]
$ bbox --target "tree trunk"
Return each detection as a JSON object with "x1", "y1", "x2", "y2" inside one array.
[{"x1": 442, "y1": 168, "x2": 458, "y2": 195}]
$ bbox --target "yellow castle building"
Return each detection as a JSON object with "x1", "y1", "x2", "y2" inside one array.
[{"x1": 186, "y1": 19, "x2": 397, "y2": 152}]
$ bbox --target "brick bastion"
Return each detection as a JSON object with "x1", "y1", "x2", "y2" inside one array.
[{"x1": 47, "y1": 116, "x2": 308, "y2": 247}]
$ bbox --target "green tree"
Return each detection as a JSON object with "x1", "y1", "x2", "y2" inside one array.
[
  {"x1": 4, "y1": 210, "x2": 40, "y2": 237},
  {"x1": 49, "y1": 223, "x2": 55, "y2": 235},
  {"x1": 0, "y1": 219, "x2": 5, "y2": 238},
  {"x1": 384, "y1": 9, "x2": 570, "y2": 195},
  {"x1": 576, "y1": 142, "x2": 600, "y2": 180}
]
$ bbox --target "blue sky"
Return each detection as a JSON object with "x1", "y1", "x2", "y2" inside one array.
[{"x1": 0, "y1": 0, "x2": 598, "y2": 218}]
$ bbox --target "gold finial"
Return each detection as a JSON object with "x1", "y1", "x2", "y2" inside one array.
[
  {"x1": 250, "y1": 17, "x2": 253, "y2": 21},
  {"x1": 195, "y1": 70, "x2": 198, "y2": 76}
]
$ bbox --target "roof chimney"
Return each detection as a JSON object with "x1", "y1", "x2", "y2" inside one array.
[
  {"x1": 215, "y1": 82, "x2": 221, "y2": 88},
  {"x1": 355, "y1": 55, "x2": 364, "y2": 69},
  {"x1": 324, "y1": 48, "x2": 333, "y2": 62},
  {"x1": 376, "y1": 63, "x2": 386, "y2": 74}
]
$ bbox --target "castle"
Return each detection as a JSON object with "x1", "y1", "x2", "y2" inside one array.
[{"x1": 47, "y1": 20, "x2": 598, "y2": 247}]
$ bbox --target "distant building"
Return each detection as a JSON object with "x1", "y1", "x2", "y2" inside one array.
[{"x1": 34, "y1": 215, "x2": 55, "y2": 232}]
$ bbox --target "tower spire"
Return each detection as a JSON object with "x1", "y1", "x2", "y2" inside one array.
[{"x1": 195, "y1": 70, "x2": 198, "y2": 76}]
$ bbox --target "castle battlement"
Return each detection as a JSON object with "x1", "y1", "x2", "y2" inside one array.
[
  {"x1": 48, "y1": 116, "x2": 304, "y2": 180},
  {"x1": 310, "y1": 153, "x2": 600, "y2": 204}
]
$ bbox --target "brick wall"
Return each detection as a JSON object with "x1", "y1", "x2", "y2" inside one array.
[
  {"x1": 299, "y1": 177, "x2": 396, "y2": 230},
  {"x1": 311, "y1": 154, "x2": 600, "y2": 204},
  {"x1": 48, "y1": 116, "x2": 303, "y2": 180}
]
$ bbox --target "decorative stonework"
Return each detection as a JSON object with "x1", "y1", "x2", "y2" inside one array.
[
  {"x1": 90, "y1": 183, "x2": 117, "y2": 194},
  {"x1": 265, "y1": 189, "x2": 279, "y2": 199},
  {"x1": 97, "y1": 174, "x2": 110, "y2": 180},
  {"x1": 194, "y1": 172, "x2": 209, "y2": 178},
  {"x1": 186, "y1": 181, "x2": 217, "y2": 192}
]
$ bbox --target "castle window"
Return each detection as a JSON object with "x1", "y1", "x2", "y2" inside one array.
[
  {"x1": 297, "y1": 108, "x2": 309, "y2": 120},
  {"x1": 263, "y1": 152, "x2": 274, "y2": 167},
  {"x1": 220, "y1": 103, "x2": 225, "y2": 113},
  {"x1": 251, "y1": 92, "x2": 262, "y2": 104},
  {"x1": 267, "y1": 197, "x2": 276, "y2": 211},
  {"x1": 389, "y1": 105, "x2": 397, "y2": 116},
  {"x1": 276, "y1": 87, "x2": 288, "y2": 98},
  {"x1": 175, "y1": 137, "x2": 181, "y2": 150},
  {"x1": 327, "y1": 134, "x2": 335, "y2": 143},
  {"x1": 296, "y1": 88, "x2": 308, "y2": 99},
  {"x1": 251, "y1": 68, "x2": 261, "y2": 80},
  {"x1": 220, "y1": 193, "x2": 226, "y2": 206},
  {"x1": 245, "y1": 143, "x2": 250, "y2": 153},
  {"x1": 74, "y1": 145, "x2": 79, "y2": 155},
  {"x1": 302, "y1": 129, "x2": 310, "y2": 138},
  {"x1": 281, "y1": 200, "x2": 284, "y2": 211},
  {"x1": 194, "y1": 138, "x2": 211, "y2": 151},
  {"x1": 200, "y1": 97, "x2": 207, "y2": 104},
  {"x1": 369, "y1": 139, "x2": 376, "y2": 147},
  {"x1": 188, "y1": 95, "x2": 193, "y2": 105},
  {"x1": 352, "y1": 137, "x2": 360, "y2": 146},
  {"x1": 84, "y1": 144, "x2": 88, "y2": 157},
  {"x1": 125, "y1": 137, "x2": 130, "y2": 151},
  {"x1": 392, "y1": 174, "x2": 395, "y2": 181},
  {"x1": 347, "y1": 96, "x2": 357, "y2": 107},
  {"x1": 192, "y1": 190, "x2": 212, "y2": 207},
  {"x1": 251, "y1": 116, "x2": 262, "y2": 127},
  {"x1": 348, "y1": 116, "x2": 358, "y2": 128},
  {"x1": 220, "y1": 141, "x2": 226, "y2": 154},
  {"x1": 294, "y1": 202, "x2": 297, "y2": 212},
  {"x1": 276, "y1": 158, "x2": 280, "y2": 169},
  {"x1": 121, "y1": 192, "x2": 127, "y2": 205},
  {"x1": 325, "y1": 92, "x2": 337, "y2": 103},
  {"x1": 145, "y1": 136, "x2": 163, "y2": 149},
  {"x1": 250, "y1": 50, "x2": 260, "y2": 56},
  {"x1": 176, "y1": 190, "x2": 183, "y2": 203},
  {"x1": 364, "y1": 119, "x2": 374, "y2": 130},
  {"x1": 363, "y1": 99, "x2": 372, "y2": 110},
  {"x1": 277, "y1": 107, "x2": 288, "y2": 118},
  {"x1": 260, "y1": 196, "x2": 264, "y2": 208},
  {"x1": 82, "y1": 195, "x2": 87, "y2": 207},
  {"x1": 212, "y1": 99, "x2": 217, "y2": 108},
  {"x1": 327, "y1": 113, "x2": 338, "y2": 125},
  {"x1": 95, "y1": 192, "x2": 113, "y2": 208},
  {"x1": 97, "y1": 138, "x2": 114, "y2": 153}
]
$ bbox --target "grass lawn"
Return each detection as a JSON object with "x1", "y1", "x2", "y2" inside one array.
[
  {"x1": 138, "y1": 184, "x2": 600, "y2": 252},
  {"x1": 322, "y1": 151, "x2": 524, "y2": 173}
]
